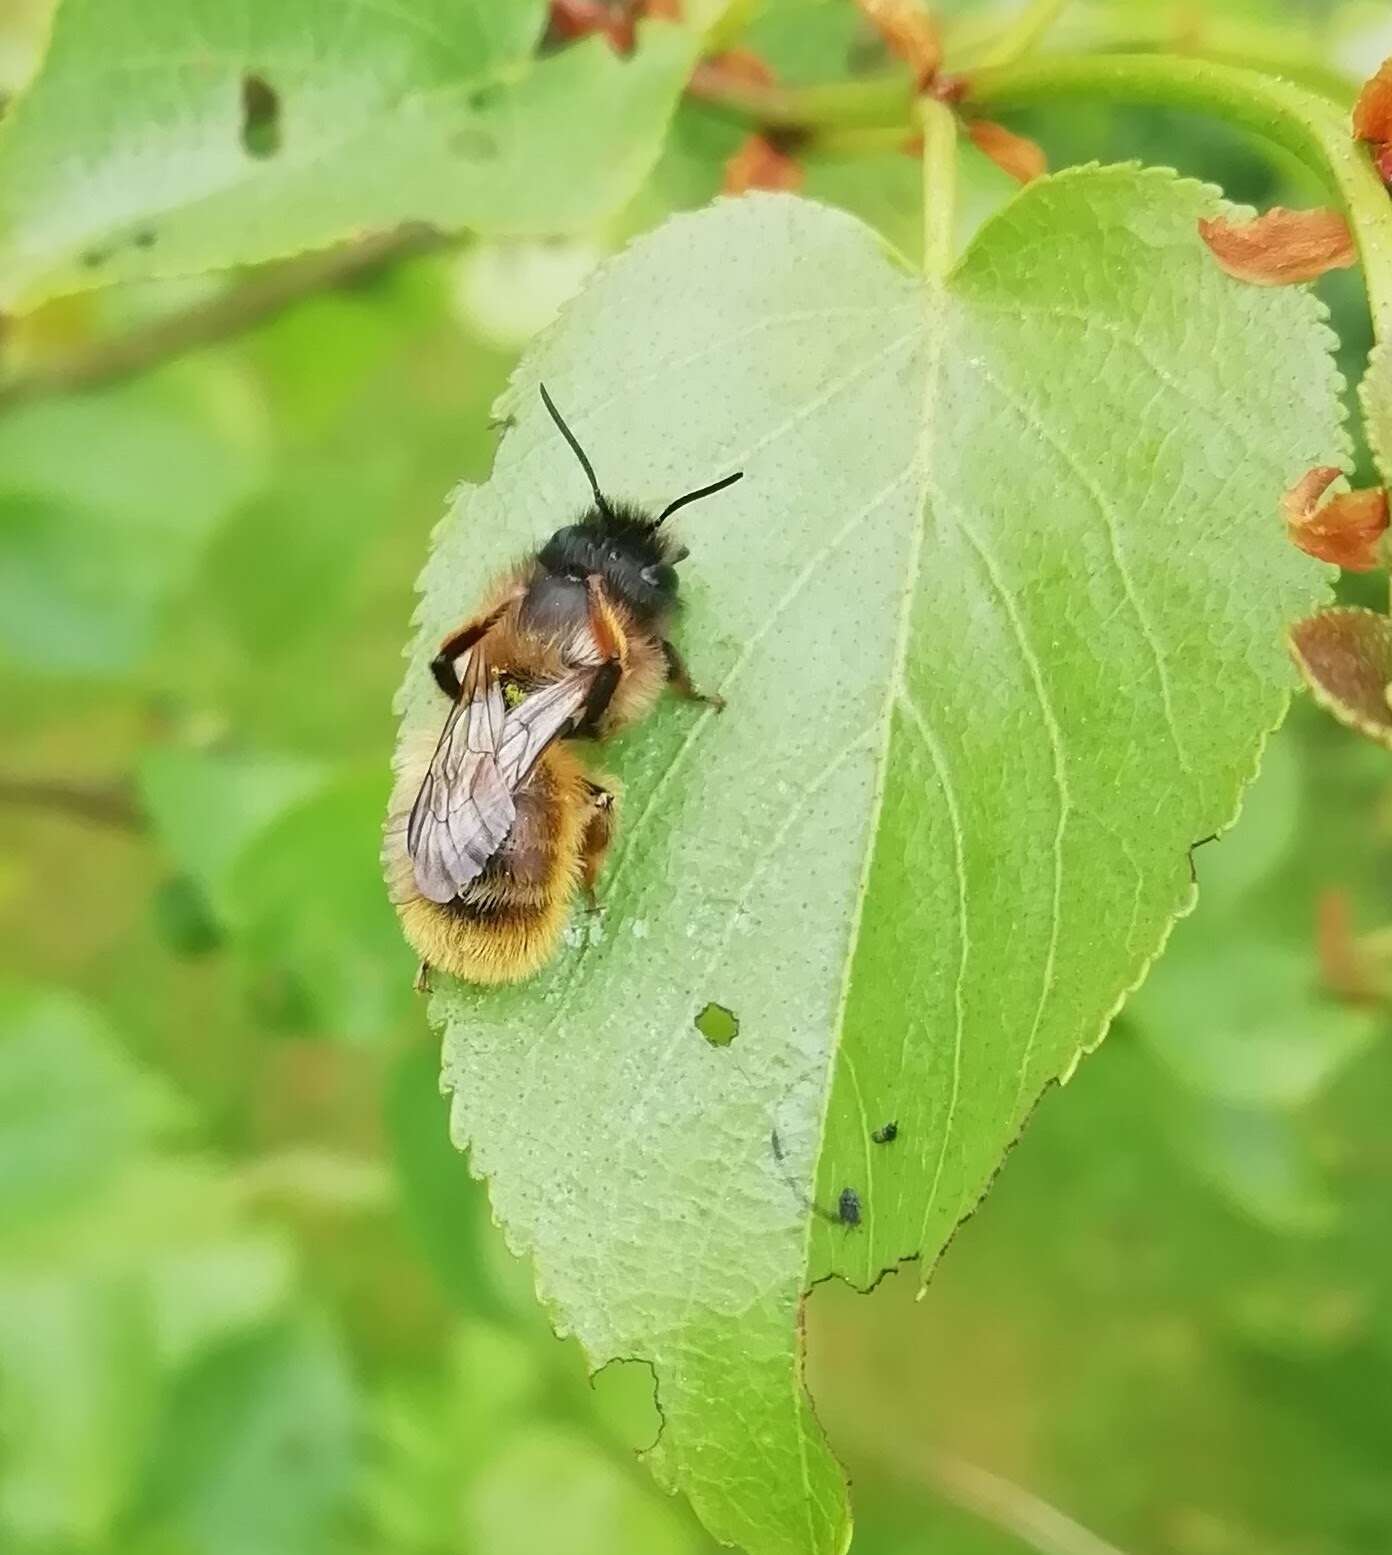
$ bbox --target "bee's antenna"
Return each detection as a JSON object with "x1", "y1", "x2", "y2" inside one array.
[
  {"x1": 539, "y1": 383, "x2": 613, "y2": 520},
  {"x1": 655, "y1": 469, "x2": 744, "y2": 528}
]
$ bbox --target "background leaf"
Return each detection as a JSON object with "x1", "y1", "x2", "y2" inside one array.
[
  {"x1": 0, "y1": 0, "x2": 703, "y2": 308},
  {"x1": 0, "y1": 372, "x2": 266, "y2": 673},
  {"x1": 395, "y1": 174, "x2": 1345, "y2": 1553},
  {"x1": 138, "y1": 1316, "x2": 357, "y2": 1555},
  {"x1": 0, "y1": 983, "x2": 182, "y2": 1233}
]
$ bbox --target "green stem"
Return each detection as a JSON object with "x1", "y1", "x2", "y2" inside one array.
[
  {"x1": 969, "y1": 53, "x2": 1392, "y2": 343},
  {"x1": 920, "y1": 97, "x2": 958, "y2": 281},
  {"x1": 974, "y1": 0, "x2": 1072, "y2": 70},
  {"x1": 686, "y1": 63, "x2": 911, "y2": 130}
]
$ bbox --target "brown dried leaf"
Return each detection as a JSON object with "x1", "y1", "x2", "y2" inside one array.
[
  {"x1": 548, "y1": 0, "x2": 636, "y2": 52},
  {"x1": 967, "y1": 119, "x2": 1047, "y2": 185},
  {"x1": 1353, "y1": 57, "x2": 1392, "y2": 144},
  {"x1": 1290, "y1": 607, "x2": 1392, "y2": 750},
  {"x1": 855, "y1": 0, "x2": 941, "y2": 88},
  {"x1": 1316, "y1": 889, "x2": 1377, "y2": 1003},
  {"x1": 1283, "y1": 466, "x2": 1389, "y2": 571},
  {"x1": 703, "y1": 48, "x2": 774, "y2": 88},
  {"x1": 1283, "y1": 464, "x2": 1343, "y2": 520},
  {"x1": 1198, "y1": 207, "x2": 1357, "y2": 286},
  {"x1": 1376, "y1": 143, "x2": 1392, "y2": 192},
  {"x1": 723, "y1": 134, "x2": 803, "y2": 196}
]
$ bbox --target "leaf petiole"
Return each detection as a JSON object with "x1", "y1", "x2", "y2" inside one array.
[{"x1": 919, "y1": 96, "x2": 959, "y2": 281}]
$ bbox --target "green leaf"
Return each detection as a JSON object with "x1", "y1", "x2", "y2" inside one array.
[
  {"x1": 0, "y1": 983, "x2": 181, "y2": 1235},
  {"x1": 465, "y1": 1427, "x2": 705, "y2": 1555},
  {"x1": 229, "y1": 769, "x2": 415, "y2": 1041},
  {"x1": 1169, "y1": 1097, "x2": 1339, "y2": 1237},
  {"x1": 0, "y1": 373, "x2": 266, "y2": 673},
  {"x1": 1133, "y1": 927, "x2": 1377, "y2": 1109},
  {"x1": 394, "y1": 176, "x2": 1344, "y2": 1552},
  {"x1": 1361, "y1": 338, "x2": 1392, "y2": 489},
  {"x1": 0, "y1": 1273, "x2": 161, "y2": 1546},
  {"x1": 384, "y1": 1046, "x2": 499, "y2": 1314},
  {"x1": 139, "y1": 746, "x2": 325, "y2": 921},
  {"x1": 0, "y1": 0, "x2": 701, "y2": 308},
  {"x1": 139, "y1": 1315, "x2": 357, "y2": 1555}
]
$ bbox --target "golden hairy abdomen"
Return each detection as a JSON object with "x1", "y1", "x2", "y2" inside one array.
[{"x1": 385, "y1": 741, "x2": 592, "y2": 985}]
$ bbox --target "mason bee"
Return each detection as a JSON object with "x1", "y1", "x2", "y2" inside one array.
[{"x1": 384, "y1": 385, "x2": 743, "y2": 986}]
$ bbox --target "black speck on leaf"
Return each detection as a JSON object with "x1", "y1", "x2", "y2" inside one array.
[{"x1": 241, "y1": 72, "x2": 282, "y2": 159}]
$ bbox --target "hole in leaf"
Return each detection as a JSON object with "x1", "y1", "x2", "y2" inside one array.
[
  {"x1": 694, "y1": 1001, "x2": 739, "y2": 1046},
  {"x1": 589, "y1": 1356, "x2": 664, "y2": 1454},
  {"x1": 241, "y1": 72, "x2": 282, "y2": 159}
]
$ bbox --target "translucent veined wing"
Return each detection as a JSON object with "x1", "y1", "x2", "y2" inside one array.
[
  {"x1": 407, "y1": 648, "x2": 512, "y2": 903},
  {"x1": 406, "y1": 653, "x2": 600, "y2": 903},
  {"x1": 496, "y1": 669, "x2": 600, "y2": 787}
]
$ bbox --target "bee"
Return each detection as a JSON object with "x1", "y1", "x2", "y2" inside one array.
[{"x1": 384, "y1": 384, "x2": 743, "y2": 986}]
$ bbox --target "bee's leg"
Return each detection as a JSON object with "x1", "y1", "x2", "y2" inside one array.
[
  {"x1": 413, "y1": 960, "x2": 433, "y2": 995},
  {"x1": 579, "y1": 781, "x2": 617, "y2": 913},
  {"x1": 573, "y1": 661, "x2": 621, "y2": 739},
  {"x1": 430, "y1": 600, "x2": 515, "y2": 698},
  {"x1": 662, "y1": 640, "x2": 725, "y2": 713},
  {"x1": 574, "y1": 575, "x2": 628, "y2": 736}
]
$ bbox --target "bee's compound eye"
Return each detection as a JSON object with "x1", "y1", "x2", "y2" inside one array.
[{"x1": 640, "y1": 563, "x2": 678, "y2": 593}]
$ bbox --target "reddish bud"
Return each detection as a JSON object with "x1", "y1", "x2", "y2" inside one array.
[
  {"x1": 1283, "y1": 466, "x2": 1389, "y2": 572},
  {"x1": 1316, "y1": 889, "x2": 1377, "y2": 1004},
  {"x1": 1198, "y1": 207, "x2": 1356, "y2": 287},
  {"x1": 1376, "y1": 143, "x2": 1392, "y2": 191},
  {"x1": 1353, "y1": 58, "x2": 1392, "y2": 144},
  {"x1": 702, "y1": 48, "x2": 774, "y2": 88},
  {"x1": 724, "y1": 133, "x2": 803, "y2": 196},
  {"x1": 855, "y1": 0, "x2": 942, "y2": 89},
  {"x1": 548, "y1": 1, "x2": 636, "y2": 52},
  {"x1": 967, "y1": 119, "x2": 1047, "y2": 184}
]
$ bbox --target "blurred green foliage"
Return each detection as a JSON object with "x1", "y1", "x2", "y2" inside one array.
[{"x1": 2, "y1": 1, "x2": 1391, "y2": 1553}]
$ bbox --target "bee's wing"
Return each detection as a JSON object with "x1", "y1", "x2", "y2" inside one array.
[
  {"x1": 406, "y1": 657, "x2": 599, "y2": 904},
  {"x1": 407, "y1": 650, "x2": 514, "y2": 903},
  {"x1": 495, "y1": 668, "x2": 599, "y2": 788}
]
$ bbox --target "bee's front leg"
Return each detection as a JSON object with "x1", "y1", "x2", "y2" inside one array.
[
  {"x1": 662, "y1": 640, "x2": 725, "y2": 712},
  {"x1": 429, "y1": 596, "x2": 518, "y2": 698}
]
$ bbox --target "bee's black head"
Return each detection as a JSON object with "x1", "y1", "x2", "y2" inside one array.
[
  {"x1": 529, "y1": 383, "x2": 742, "y2": 626},
  {"x1": 536, "y1": 503, "x2": 682, "y2": 625}
]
